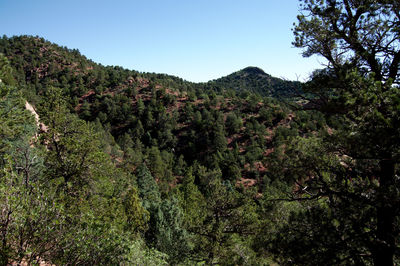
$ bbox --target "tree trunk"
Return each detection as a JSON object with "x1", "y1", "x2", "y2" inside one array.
[{"x1": 373, "y1": 159, "x2": 396, "y2": 266}]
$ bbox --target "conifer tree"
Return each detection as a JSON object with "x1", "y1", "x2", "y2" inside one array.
[
  {"x1": 123, "y1": 186, "x2": 149, "y2": 233},
  {"x1": 136, "y1": 164, "x2": 161, "y2": 210},
  {"x1": 271, "y1": 1, "x2": 400, "y2": 264}
]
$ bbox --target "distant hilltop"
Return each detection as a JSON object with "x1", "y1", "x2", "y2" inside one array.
[{"x1": 207, "y1": 66, "x2": 301, "y2": 97}]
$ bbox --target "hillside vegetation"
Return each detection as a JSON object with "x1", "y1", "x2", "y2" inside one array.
[
  {"x1": 1, "y1": 1, "x2": 400, "y2": 263},
  {"x1": 0, "y1": 35, "x2": 324, "y2": 265}
]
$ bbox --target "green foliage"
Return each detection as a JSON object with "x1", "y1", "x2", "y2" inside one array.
[
  {"x1": 0, "y1": 88, "x2": 131, "y2": 265},
  {"x1": 268, "y1": 1, "x2": 400, "y2": 264},
  {"x1": 189, "y1": 167, "x2": 260, "y2": 264},
  {"x1": 38, "y1": 88, "x2": 107, "y2": 194},
  {"x1": 123, "y1": 186, "x2": 149, "y2": 233},
  {"x1": 0, "y1": 158, "x2": 62, "y2": 264},
  {"x1": 1, "y1": 33, "x2": 365, "y2": 264},
  {"x1": 136, "y1": 164, "x2": 192, "y2": 263},
  {"x1": 0, "y1": 89, "x2": 35, "y2": 158},
  {"x1": 0, "y1": 55, "x2": 157, "y2": 264},
  {"x1": 123, "y1": 238, "x2": 169, "y2": 265},
  {"x1": 153, "y1": 198, "x2": 192, "y2": 264},
  {"x1": 0, "y1": 54, "x2": 15, "y2": 85},
  {"x1": 177, "y1": 167, "x2": 207, "y2": 228},
  {"x1": 225, "y1": 112, "x2": 242, "y2": 135},
  {"x1": 136, "y1": 164, "x2": 161, "y2": 210}
]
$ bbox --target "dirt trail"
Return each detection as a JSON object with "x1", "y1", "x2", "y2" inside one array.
[{"x1": 25, "y1": 101, "x2": 48, "y2": 132}]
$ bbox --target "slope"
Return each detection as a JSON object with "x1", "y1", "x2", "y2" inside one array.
[{"x1": 0, "y1": 35, "x2": 324, "y2": 189}]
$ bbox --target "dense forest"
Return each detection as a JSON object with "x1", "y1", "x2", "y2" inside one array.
[{"x1": 0, "y1": 0, "x2": 399, "y2": 265}]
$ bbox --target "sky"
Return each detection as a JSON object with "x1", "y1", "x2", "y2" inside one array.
[{"x1": 0, "y1": 0, "x2": 324, "y2": 82}]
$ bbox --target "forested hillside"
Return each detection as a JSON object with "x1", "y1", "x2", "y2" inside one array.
[
  {"x1": 0, "y1": 35, "x2": 320, "y2": 190},
  {"x1": 0, "y1": 0, "x2": 399, "y2": 264},
  {"x1": 0, "y1": 35, "x2": 325, "y2": 265}
]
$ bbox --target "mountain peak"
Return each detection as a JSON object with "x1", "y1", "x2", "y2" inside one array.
[
  {"x1": 209, "y1": 66, "x2": 301, "y2": 97},
  {"x1": 241, "y1": 66, "x2": 267, "y2": 76}
]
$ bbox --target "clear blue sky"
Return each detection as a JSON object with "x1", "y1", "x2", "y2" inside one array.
[{"x1": 0, "y1": 0, "x2": 323, "y2": 82}]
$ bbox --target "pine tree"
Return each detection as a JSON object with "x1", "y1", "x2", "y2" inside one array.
[
  {"x1": 123, "y1": 186, "x2": 149, "y2": 233},
  {"x1": 136, "y1": 164, "x2": 191, "y2": 263},
  {"x1": 136, "y1": 164, "x2": 161, "y2": 210},
  {"x1": 0, "y1": 54, "x2": 15, "y2": 85},
  {"x1": 271, "y1": 1, "x2": 400, "y2": 264},
  {"x1": 177, "y1": 167, "x2": 206, "y2": 229},
  {"x1": 192, "y1": 167, "x2": 259, "y2": 264}
]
